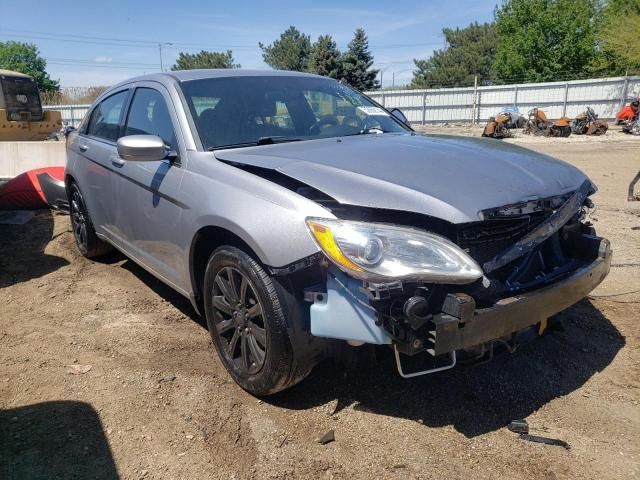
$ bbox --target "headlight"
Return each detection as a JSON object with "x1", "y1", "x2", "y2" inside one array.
[{"x1": 306, "y1": 217, "x2": 483, "y2": 284}]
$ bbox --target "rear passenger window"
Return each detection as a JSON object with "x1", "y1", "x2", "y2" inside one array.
[
  {"x1": 87, "y1": 90, "x2": 128, "y2": 142},
  {"x1": 124, "y1": 88, "x2": 176, "y2": 148}
]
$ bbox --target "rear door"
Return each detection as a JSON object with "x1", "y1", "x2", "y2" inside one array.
[
  {"x1": 71, "y1": 88, "x2": 130, "y2": 240},
  {"x1": 111, "y1": 83, "x2": 187, "y2": 290}
]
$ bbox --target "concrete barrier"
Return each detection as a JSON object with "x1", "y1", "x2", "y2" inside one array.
[{"x1": 0, "y1": 141, "x2": 66, "y2": 178}]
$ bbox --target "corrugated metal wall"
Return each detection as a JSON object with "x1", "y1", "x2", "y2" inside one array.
[
  {"x1": 44, "y1": 75, "x2": 640, "y2": 127},
  {"x1": 366, "y1": 75, "x2": 640, "y2": 124},
  {"x1": 43, "y1": 104, "x2": 91, "y2": 127}
]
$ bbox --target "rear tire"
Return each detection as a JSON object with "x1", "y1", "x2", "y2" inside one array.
[
  {"x1": 203, "y1": 246, "x2": 308, "y2": 395},
  {"x1": 69, "y1": 182, "x2": 113, "y2": 258}
]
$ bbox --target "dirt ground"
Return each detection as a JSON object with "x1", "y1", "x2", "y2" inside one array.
[{"x1": 1, "y1": 135, "x2": 639, "y2": 480}]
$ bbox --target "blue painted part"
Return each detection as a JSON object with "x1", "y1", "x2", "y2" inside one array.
[{"x1": 310, "y1": 267, "x2": 391, "y2": 345}]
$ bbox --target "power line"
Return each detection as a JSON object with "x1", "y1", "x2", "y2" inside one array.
[
  {"x1": 46, "y1": 57, "x2": 158, "y2": 67},
  {"x1": 0, "y1": 28, "x2": 160, "y2": 45},
  {"x1": 0, "y1": 28, "x2": 443, "y2": 51},
  {"x1": 46, "y1": 61, "x2": 158, "y2": 70}
]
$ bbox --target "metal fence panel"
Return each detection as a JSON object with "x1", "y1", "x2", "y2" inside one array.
[
  {"x1": 367, "y1": 75, "x2": 639, "y2": 124},
  {"x1": 43, "y1": 104, "x2": 91, "y2": 127},
  {"x1": 45, "y1": 75, "x2": 640, "y2": 128}
]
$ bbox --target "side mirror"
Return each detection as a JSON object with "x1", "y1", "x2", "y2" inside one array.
[
  {"x1": 390, "y1": 108, "x2": 409, "y2": 125},
  {"x1": 117, "y1": 135, "x2": 167, "y2": 162}
]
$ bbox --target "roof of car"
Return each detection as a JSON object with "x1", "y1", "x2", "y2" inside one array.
[
  {"x1": 110, "y1": 69, "x2": 325, "y2": 89},
  {"x1": 167, "y1": 69, "x2": 323, "y2": 82}
]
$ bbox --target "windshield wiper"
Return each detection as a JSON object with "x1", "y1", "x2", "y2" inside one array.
[
  {"x1": 343, "y1": 127, "x2": 388, "y2": 137},
  {"x1": 256, "y1": 136, "x2": 303, "y2": 145},
  {"x1": 207, "y1": 136, "x2": 302, "y2": 151}
]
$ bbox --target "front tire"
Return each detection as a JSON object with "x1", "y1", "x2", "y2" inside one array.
[
  {"x1": 203, "y1": 246, "x2": 303, "y2": 395},
  {"x1": 69, "y1": 182, "x2": 112, "y2": 258}
]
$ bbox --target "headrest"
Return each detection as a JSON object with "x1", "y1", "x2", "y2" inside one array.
[{"x1": 254, "y1": 96, "x2": 277, "y2": 117}]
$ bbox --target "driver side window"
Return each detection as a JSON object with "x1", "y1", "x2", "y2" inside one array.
[
  {"x1": 86, "y1": 90, "x2": 128, "y2": 142},
  {"x1": 124, "y1": 88, "x2": 176, "y2": 148}
]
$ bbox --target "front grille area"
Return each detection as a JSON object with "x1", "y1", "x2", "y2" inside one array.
[{"x1": 456, "y1": 211, "x2": 552, "y2": 265}]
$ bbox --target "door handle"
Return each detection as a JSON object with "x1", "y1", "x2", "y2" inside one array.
[
  {"x1": 111, "y1": 156, "x2": 126, "y2": 167},
  {"x1": 79, "y1": 144, "x2": 88, "y2": 152}
]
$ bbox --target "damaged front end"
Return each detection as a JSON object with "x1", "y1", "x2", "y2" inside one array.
[{"x1": 302, "y1": 180, "x2": 612, "y2": 377}]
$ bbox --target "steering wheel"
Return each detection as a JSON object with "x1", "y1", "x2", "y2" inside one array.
[
  {"x1": 342, "y1": 114, "x2": 364, "y2": 131},
  {"x1": 309, "y1": 116, "x2": 338, "y2": 135}
]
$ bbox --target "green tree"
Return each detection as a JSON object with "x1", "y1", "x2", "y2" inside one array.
[
  {"x1": 595, "y1": 0, "x2": 640, "y2": 74},
  {"x1": 493, "y1": 0, "x2": 600, "y2": 83},
  {"x1": 341, "y1": 29, "x2": 379, "y2": 90},
  {"x1": 411, "y1": 22, "x2": 496, "y2": 88},
  {"x1": 0, "y1": 41, "x2": 59, "y2": 92},
  {"x1": 259, "y1": 26, "x2": 311, "y2": 71},
  {"x1": 171, "y1": 50, "x2": 240, "y2": 70},
  {"x1": 308, "y1": 35, "x2": 343, "y2": 79}
]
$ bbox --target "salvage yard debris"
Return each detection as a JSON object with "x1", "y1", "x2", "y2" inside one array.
[
  {"x1": 518, "y1": 434, "x2": 571, "y2": 450},
  {"x1": 571, "y1": 107, "x2": 608, "y2": 136},
  {"x1": 316, "y1": 429, "x2": 335, "y2": 445},
  {"x1": 66, "y1": 364, "x2": 92, "y2": 375},
  {"x1": 507, "y1": 419, "x2": 530, "y2": 434},
  {"x1": 482, "y1": 114, "x2": 512, "y2": 139},
  {"x1": 524, "y1": 108, "x2": 572, "y2": 137}
]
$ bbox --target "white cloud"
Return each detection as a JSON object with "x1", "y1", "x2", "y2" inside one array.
[{"x1": 94, "y1": 56, "x2": 113, "y2": 63}]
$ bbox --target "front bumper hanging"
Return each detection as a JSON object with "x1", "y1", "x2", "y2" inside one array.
[{"x1": 429, "y1": 237, "x2": 611, "y2": 356}]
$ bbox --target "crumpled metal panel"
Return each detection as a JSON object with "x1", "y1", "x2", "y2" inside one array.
[{"x1": 483, "y1": 180, "x2": 592, "y2": 272}]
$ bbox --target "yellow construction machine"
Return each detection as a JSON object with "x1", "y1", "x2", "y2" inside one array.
[{"x1": 0, "y1": 69, "x2": 62, "y2": 141}]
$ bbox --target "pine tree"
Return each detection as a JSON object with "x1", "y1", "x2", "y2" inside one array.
[
  {"x1": 307, "y1": 35, "x2": 342, "y2": 79},
  {"x1": 341, "y1": 29, "x2": 379, "y2": 90},
  {"x1": 259, "y1": 26, "x2": 311, "y2": 71},
  {"x1": 171, "y1": 50, "x2": 240, "y2": 70},
  {"x1": 411, "y1": 23, "x2": 496, "y2": 88}
]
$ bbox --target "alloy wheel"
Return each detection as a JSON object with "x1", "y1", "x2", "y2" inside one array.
[
  {"x1": 211, "y1": 266, "x2": 267, "y2": 375},
  {"x1": 70, "y1": 190, "x2": 88, "y2": 250}
]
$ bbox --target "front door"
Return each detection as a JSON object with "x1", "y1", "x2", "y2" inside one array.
[
  {"x1": 72, "y1": 88, "x2": 130, "y2": 240},
  {"x1": 111, "y1": 84, "x2": 187, "y2": 290}
]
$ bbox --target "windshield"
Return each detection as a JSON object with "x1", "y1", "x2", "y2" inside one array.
[
  {"x1": 180, "y1": 75, "x2": 409, "y2": 150},
  {"x1": 0, "y1": 75, "x2": 43, "y2": 121}
]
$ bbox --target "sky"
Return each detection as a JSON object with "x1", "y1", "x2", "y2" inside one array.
[{"x1": 0, "y1": 0, "x2": 495, "y2": 88}]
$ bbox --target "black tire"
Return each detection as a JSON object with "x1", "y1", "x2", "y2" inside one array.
[
  {"x1": 68, "y1": 182, "x2": 113, "y2": 258},
  {"x1": 203, "y1": 246, "x2": 305, "y2": 395}
]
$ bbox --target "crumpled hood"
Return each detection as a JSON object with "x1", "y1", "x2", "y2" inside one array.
[{"x1": 215, "y1": 133, "x2": 589, "y2": 224}]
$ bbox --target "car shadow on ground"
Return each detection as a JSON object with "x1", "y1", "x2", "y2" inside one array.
[
  {"x1": 267, "y1": 299, "x2": 624, "y2": 437},
  {"x1": 118, "y1": 258, "x2": 207, "y2": 328},
  {"x1": 111, "y1": 251, "x2": 624, "y2": 438},
  {"x1": 0, "y1": 209, "x2": 69, "y2": 289},
  {"x1": 0, "y1": 401, "x2": 118, "y2": 480}
]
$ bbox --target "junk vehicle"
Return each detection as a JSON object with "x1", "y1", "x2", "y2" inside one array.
[
  {"x1": 620, "y1": 100, "x2": 640, "y2": 135},
  {"x1": 481, "y1": 114, "x2": 511, "y2": 139},
  {"x1": 616, "y1": 100, "x2": 639, "y2": 125},
  {"x1": 495, "y1": 106, "x2": 525, "y2": 128},
  {"x1": 65, "y1": 70, "x2": 611, "y2": 395},
  {"x1": 571, "y1": 107, "x2": 608, "y2": 135},
  {"x1": 622, "y1": 116, "x2": 640, "y2": 135},
  {"x1": 524, "y1": 108, "x2": 572, "y2": 137},
  {"x1": 0, "y1": 69, "x2": 62, "y2": 141}
]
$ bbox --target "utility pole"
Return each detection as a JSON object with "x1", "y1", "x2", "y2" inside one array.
[
  {"x1": 392, "y1": 72, "x2": 395, "y2": 90},
  {"x1": 158, "y1": 42, "x2": 173, "y2": 72}
]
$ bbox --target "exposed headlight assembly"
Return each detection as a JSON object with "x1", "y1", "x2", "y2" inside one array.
[{"x1": 306, "y1": 217, "x2": 483, "y2": 284}]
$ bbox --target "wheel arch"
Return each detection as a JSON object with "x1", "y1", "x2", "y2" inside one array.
[
  {"x1": 189, "y1": 225, "x2": 266, "y2": 315},
  {"x1": 64, "y1": 173, "x2": 75, "y2": 197}
]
